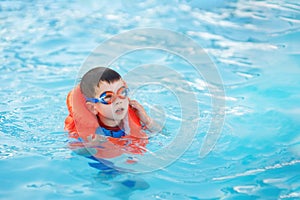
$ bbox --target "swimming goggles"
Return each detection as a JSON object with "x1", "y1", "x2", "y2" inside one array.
[{"x1": 85, "y1": 86, "x2": 130, "y2": 105}]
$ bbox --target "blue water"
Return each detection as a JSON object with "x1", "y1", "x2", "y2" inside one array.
[{"x1": 1, "y1": 0, "x2": 300, "y2": 199}]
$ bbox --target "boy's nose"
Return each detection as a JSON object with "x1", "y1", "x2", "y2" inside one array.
[{"x1": 114, "y1": 97, "x2": 123, "y2": 105}]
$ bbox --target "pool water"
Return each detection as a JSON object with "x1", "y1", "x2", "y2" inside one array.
[{"x1": 1, "y1": 0, "x2": 300, "y2": 199}]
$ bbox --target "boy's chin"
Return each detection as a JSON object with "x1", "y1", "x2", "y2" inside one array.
[{"x1": 113, "y1": 111, "x2": 127, "y2": 121}]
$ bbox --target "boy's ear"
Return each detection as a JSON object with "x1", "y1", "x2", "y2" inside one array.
[{"x1": 85, "y1": 102, "x2": 98, "y2": 115}]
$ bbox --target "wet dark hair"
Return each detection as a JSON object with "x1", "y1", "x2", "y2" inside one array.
[{"x1": 80, "y1": 67, "x2": 121, "y2": 98}]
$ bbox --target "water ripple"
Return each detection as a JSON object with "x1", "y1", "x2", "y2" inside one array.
[{"x1": 0, "y1": 0, "x2": 299, "y2": 199}]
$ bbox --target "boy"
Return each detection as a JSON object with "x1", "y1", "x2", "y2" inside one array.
[{"x1": 65, "y1": 67, "x2": 160, "y2": 157}]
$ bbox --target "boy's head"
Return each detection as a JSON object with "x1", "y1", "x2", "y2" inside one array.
[
  {"x1": 80, "y1": 67, "x2": 121, "y2": 98},
  {"x1": 80, "y1": 67, "x2": 129, "y2": 125}
]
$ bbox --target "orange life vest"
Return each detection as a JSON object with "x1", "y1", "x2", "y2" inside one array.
[{"x1": 64, "y1": 85, "x2": 148, "y2": 158}]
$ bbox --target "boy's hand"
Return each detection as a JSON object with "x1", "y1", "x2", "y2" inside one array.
[{"x1": 129, "y1": 100, "x2": 152, "y2": 127}]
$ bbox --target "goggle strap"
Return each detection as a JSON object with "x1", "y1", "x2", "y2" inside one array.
[{"x1": 85, "y1": 96, "x2": 99, "y2": 103}]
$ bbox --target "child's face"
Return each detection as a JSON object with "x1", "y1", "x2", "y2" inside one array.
[{"x1": 94, "y1": 79, "x2": 129, "y2": 123}]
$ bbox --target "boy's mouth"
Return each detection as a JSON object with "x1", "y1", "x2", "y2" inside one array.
[{"x1": 115, "y1": 107, "x2": 125, "y2": 115}]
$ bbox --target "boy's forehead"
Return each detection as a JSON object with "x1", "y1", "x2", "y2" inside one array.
[{"x1": 98, "y1": 79, "x2": 125, "y2": 91}]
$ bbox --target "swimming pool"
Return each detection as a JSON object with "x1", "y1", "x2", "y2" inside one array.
[{"x1": 1, "y1": 0, "x2": 300, "y2": 199}]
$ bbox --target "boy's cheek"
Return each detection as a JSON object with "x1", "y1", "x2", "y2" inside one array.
[{"x1": 99, "y1": 107, "x2": 114, "y2": 117}]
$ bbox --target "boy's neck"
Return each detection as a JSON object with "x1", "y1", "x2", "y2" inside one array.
[{"x1": 97, "y1": 114, "x2": 121, "y2": 128}]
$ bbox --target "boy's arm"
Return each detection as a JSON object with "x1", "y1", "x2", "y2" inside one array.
[
  {"x1": 142, "y1": 116, "x2": 162, "y2": 133},
  {"x1": 129, "y1": 100, "x2": 162, "y2": 133}
]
